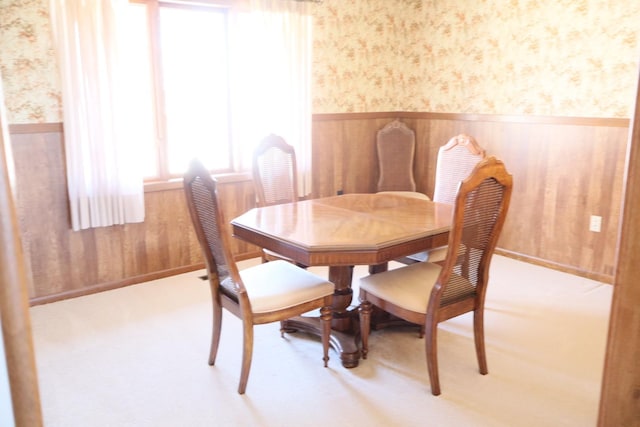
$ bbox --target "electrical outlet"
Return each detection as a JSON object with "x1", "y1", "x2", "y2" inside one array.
[{"x1": 590, "y1": 215, "x2": 602, "y2": 232}]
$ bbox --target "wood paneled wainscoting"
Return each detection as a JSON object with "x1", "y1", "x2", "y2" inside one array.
[
  {"x1": 9, "y1": 113, "x2": 628, "y2": 304},
  {"x1": 9, "y1": 123, "x2": 261, "y2": 305},
  {"x1": 312, "y1": 112, "x2": 629, "y2": 284}
]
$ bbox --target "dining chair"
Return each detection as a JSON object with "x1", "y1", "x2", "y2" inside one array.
[
  {"x1": 404, "y1": 134, "x2": 486, "y2": 264},
  {"x1": 184, "y1": 159, "x2": 334, "y2": 394},
  {"x1": 253, "y1": 134, "x2": 299, "y2": 207},
  {"x1": 376, "y1": 119, "x2": 429, "y2": 199},
  {"x1": 358, "y1": 156, "x2": 513, "y2": 396},
  {"x1": 432, "y1": 133, "x2": 487, "y2": 204},
  {"x1": 252, "y1": 134, "x2": 307, "y2": 266}
]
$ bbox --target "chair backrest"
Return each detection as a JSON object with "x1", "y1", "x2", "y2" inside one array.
[
  {"x1": 376, "y1": 120, "x2": 417, "y2": 192},
  {"x1": 433, "y1": 134, "x2": 486, "y2": 204},
  {"x1": 252, "y1": 134, "x2": 299, "y2": 207},
  {"x1": 183, "y1": 159, "x2": 247, "y2": 307},
  {"x1": 430, "y1": 156, "x2": 512, "y2": 314}
]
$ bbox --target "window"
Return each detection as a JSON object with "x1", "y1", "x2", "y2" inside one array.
[
  {"x1": 128, "y1": 1, "x2": 232, "y2": 181},
  {"x1": 51, "y1": 0, "x2": 313, "y2": 229}
]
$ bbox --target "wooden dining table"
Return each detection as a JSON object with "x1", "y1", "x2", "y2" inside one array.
[{"x1": 231, "y1": 193, "x2": 453, "y2": 368}]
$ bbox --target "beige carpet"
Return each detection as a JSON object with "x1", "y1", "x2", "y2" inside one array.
[{"x1": 29, "y1": 255, "x2": 612, "y2": 427}]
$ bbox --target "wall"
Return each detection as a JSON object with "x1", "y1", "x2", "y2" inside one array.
[
  {"x1": 9, "y1": 123, "x2": 260, "y2": 303},
  {"x1": 312, "y1": 112, "x2": 627, "y2": 283},
  {"x1": 1, "y1": 0, "x2": 639, "y2": 122},
  {"x1": 312, "y1": 0, "x2": 640, "y2": 116},
  {"x1": 0, "y1": 0, "x2": 60, "y2": 124},
  {"x1": 0, "y1": 0, "x2": 639, "y2": 301}
]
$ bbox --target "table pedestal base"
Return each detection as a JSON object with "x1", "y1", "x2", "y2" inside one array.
[{"x1": 282, "y1": 315, "x2": 361, "y2": 368}]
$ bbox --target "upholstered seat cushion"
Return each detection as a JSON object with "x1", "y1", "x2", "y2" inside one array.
[
  {"x1": 377, "y1": 190, "x2": 430, "y2": 200},
  {"x1": 359, "y1": 262, "x2": 443, "y2": 314},
  {"x1": 240, "y1": 260, "x2": 334, "y2": 313}
]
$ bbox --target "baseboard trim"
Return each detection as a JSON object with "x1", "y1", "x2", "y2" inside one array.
[
  {"x1": 495, "y1": 249, "x2": 614, "y2": 284},
  {"x1": 29, "y1": 248, "x2": 613, "y2": 306},
  {"x1": 29, "y1": 263, "x2": 206, "y2": 306}
]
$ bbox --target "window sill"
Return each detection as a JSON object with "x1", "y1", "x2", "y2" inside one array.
[{"x1": 144, "y1": 171, "x2": 253, "y2": 193}]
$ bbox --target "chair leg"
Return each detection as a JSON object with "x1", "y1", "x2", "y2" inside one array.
[
  {"x1": 425, "y1": 315, "x2": 441, "y2": 396},
  {"x1": 474, "y1": 308, "x2": 488, "y2": 375},
  {"x1": 359, "y1": 300, "x2": 372, "y2": 359},
  {"x1": 209, "y1": 298, "x2": 223, "y2": 366},
  {"x1": 320, "y1": 305, "x2": 332, "y2": 367},
  {"x1": 238, "y1": 322, "x2": 254, "y2": 395}
]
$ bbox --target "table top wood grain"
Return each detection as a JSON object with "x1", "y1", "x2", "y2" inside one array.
[{"x1": 231, "y1": 193, "x2": 453, "y2": 267}]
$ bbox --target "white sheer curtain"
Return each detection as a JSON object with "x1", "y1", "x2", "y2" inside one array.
[
  {"x1": 229, "y1": 0, "x2": 313, "y2": 197},
  {"x1": 50, "y1": 0, "x2": 145, "y2": 231}
]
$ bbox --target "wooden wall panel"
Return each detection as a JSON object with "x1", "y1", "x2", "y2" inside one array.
[
  {"x1": 312, "y1": 115, "x2": 421, "y2": 197},
  {"x1": 311, "y1": 120, "x2": 342, "y2": 197},
  {"x1": 10, "y1": 125, "x2": 259, "y2": 304},
  {"x1": 425, "y1": 119, "x2": 626, "y2": 282},
  {"x1": 10, "y1": 113, "x2": 628, "y2": 303},
  {"x1": 215, "y1": 175, "x2": 262, "y2": 260},
  {"x1": 312, "y1": 113, "x2": 629, "y2": 283}
]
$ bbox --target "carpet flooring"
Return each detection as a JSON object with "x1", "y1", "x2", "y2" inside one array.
[{"x1": 29, "y1": 255, "x2": 612, "y2": 427}]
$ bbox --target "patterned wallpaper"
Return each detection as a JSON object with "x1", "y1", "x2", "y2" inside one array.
[
  {"x1": 1, "y1": 0, "x2": 639, "y2": 123},
  {"x1": 312, "y1": 0, "x2": 640, "y2": 116},
  {"x1": 0, "y1": 0, "x2": 61, "y2": 123}
]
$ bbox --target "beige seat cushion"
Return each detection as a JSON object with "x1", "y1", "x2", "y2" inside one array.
[
  {"x1": 377, "y1": 190, "x2": 430, "y2": 200},
  {"x1": 240, "y1": 260, "x2": 334, "y2": 313},
  {"x1": 359, "y1": 262, "x2": 442, "y2": 314}
]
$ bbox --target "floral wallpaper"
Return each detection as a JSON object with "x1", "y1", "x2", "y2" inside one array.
[
  {"x1": 1, "y1": 0, "x2": 639, "y2": 123},
  {"x1": 0, "y1": 0, "x2": 61, "y2": 123},
  {"x1": 312, "y1": 0, "x2": 640, "y2": 116}
]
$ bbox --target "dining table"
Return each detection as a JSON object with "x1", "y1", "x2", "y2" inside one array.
[{"x1": 231, "y1": 192, "x2": 453, "y2": 368}]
